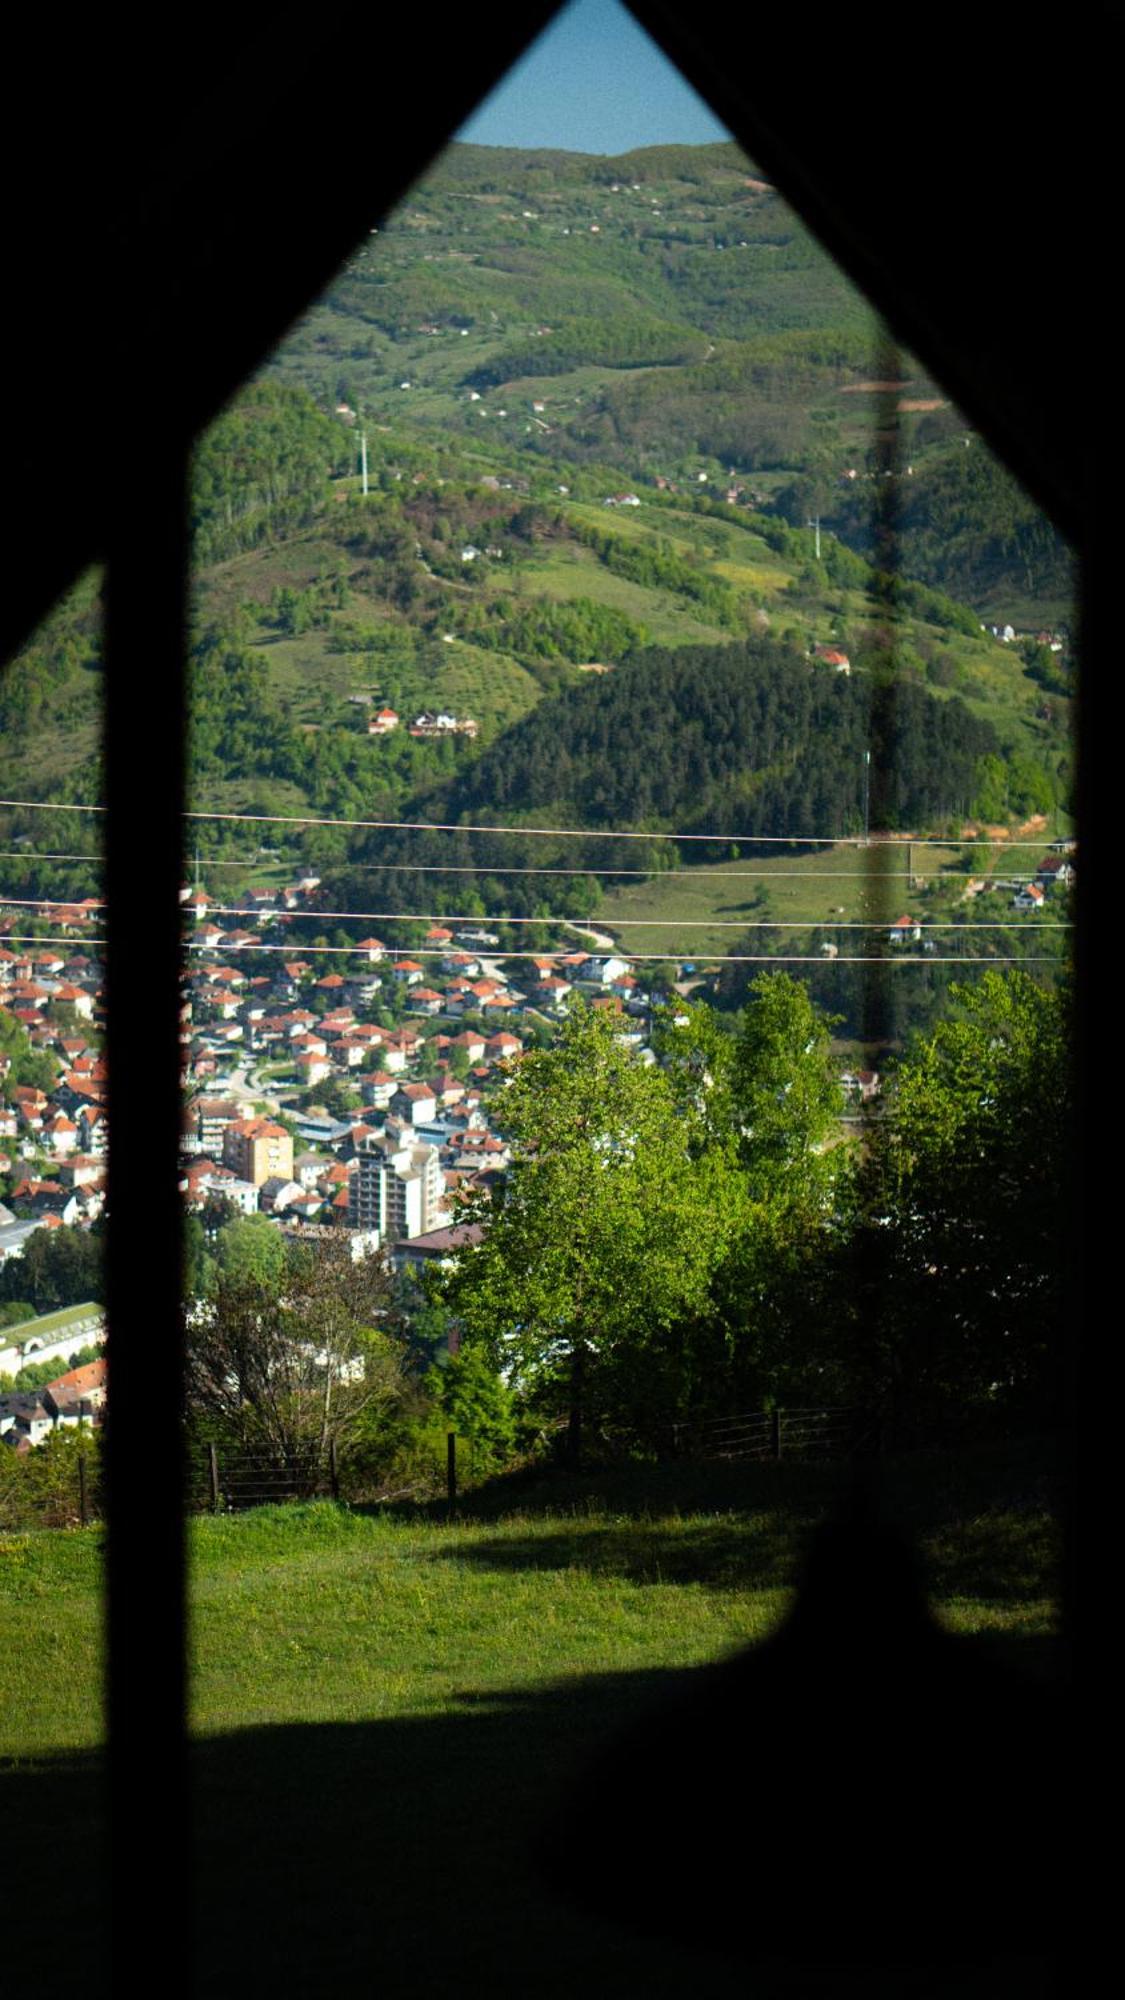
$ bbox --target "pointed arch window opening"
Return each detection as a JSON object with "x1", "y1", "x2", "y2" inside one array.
[
  {"x1": 0, "y1": 2, "x2": 1078, "y2": 1986},
  {"x1": 173, "y1": 3, "x2": 1072, "y2": 1884}
]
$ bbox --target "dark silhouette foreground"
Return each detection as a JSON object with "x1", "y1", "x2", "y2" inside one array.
[{"x1": 541, "y1": 1494, "x2": 1065, "y2": 1980}]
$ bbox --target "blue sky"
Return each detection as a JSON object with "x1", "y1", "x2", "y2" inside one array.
[{"x1": 457, "y1": 0, "x2": 732, "y2": 154}]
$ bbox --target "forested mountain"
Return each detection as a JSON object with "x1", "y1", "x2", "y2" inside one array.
[
  {"x1": 0, "y1": 142, "x2": 1074, "y2": 1026},
  {"x1": 440, "y1": 639, "x2": 996, "y2": 835},
  {"x1": 266, "y1": 140, "x2": 1070, "y2": 624},
  {"x1": 825, "y1": 442, "x2": 1072, "y2": 613},
  {"x1": 192, "y1": 381, "x2": 351, "y2": 565},
  {"x1": 326, "y1": 639, "x2": 1000, "y2": 921}
]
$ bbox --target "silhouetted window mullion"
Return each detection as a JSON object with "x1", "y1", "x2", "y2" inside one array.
[{"x1": 103, "y1": 445, "x2": 191, "y2": 1996}]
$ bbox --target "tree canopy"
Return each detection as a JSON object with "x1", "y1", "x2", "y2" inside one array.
[
  {"x1": 438, "y1": 1001, "x2": 737, "y2": 1459},
  {"x1": 184, "y1": 1234, "x2": 404, "y2": 1480},
  {"x1": 870, "y1": 969, "x2": 1070, "y2": 1422},
  {"x1": 0, "y1": 1225, "x2": 103, "y2": 1313},
  {"x1": 731, "y1": 971, "x2": 844, "y2": 1205}
]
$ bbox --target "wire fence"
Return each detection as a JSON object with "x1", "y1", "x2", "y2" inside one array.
[
  {"x1": 0, "y1": 1433, "x2": 102, "y2": 1530},
  {"x1": 185, "y1": 1441, "x2": 341, "y2": 1514},
  {"x1": 672, "y1": 1405, "x2": 881, "y2": 1462},
  {"x1": 0, "y1": 1408, "x2": 887, "y2": 1530}
]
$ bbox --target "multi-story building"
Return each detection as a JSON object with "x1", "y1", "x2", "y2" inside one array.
[
  {"x1": 222, "y1": 1117, "x2": 294, "y2": 1189},
  {"x1": 195, "y1": 1097, "x2": 242, "y2": 1155},
  {"x1": 348, "y1": 1138, "x2": 448, "y2": 1243}
]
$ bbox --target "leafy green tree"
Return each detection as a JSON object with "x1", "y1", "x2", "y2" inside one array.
[
  {"x1": 655, "y1": 981, "x2": 849, "y2": 1415},
  {"x1": 0, "y1": 1007, "x2": 59, "y2": 1096},
  {"x1": 185, "y1": 1235, "x2": 404, "y2": 1479},
  {"x1": 0, "y1": 1425, "x2": 99, "y2": 1529},
  {"x1": 313, "y1": 1078, "x2": 363, "y2": 1121},
  {"x1": 184, "y1": 1214, "x2": 215, "y2": 1301},
  {"x1": 0, "y1": 1225, "x2": 103, "y2": 1312},
  {"x1": 9, "y1": 1343, "x2": 101, "y2": 1391},
  {"x1": 732, "y1": 972, "x2": 845, "y2": 1205},
  {"x1": 846, "y1": 970, "x2": 1070, "y2": 1427},
  {"x1": 425, "y1": 1341, "x2": 519, "y2": 1477},
  {"x1": 651, "y1": 999, "x2": 738, "y2": 1156},
  {"x1": 198, "y1": 1192, "x2": 238, "y2": 1239},
  {"x1": 438, "y1": 1002, "x2": 736, "y2": 1461},
  {"x1": 214, "y1": 1214, "x2": 290, "y2": 1290}
]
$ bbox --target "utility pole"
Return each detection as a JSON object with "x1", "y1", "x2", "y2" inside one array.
[
  {"x1": 360, "y1": 430, "x2": 368, "y2": 497},
  {"x1": 806, "y1": 513, "x2": 821, "y2": 559},
  {"x1": 863, "y1": 749, "x2": 871, "y2": 847}
]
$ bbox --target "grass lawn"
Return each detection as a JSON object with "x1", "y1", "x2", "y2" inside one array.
[
  {"x1": 595, "y1": 840, "x2": 969, "y2": 959},
  {"x1": 563, "y1": 499, "x2": 707, "y2": 559},
  {"x1": 0, "y1": 711, "x2": 100, "y2": 797},
  {"x1": 0, "y1": 1443, "x2": 1063, "y2": 1996}
]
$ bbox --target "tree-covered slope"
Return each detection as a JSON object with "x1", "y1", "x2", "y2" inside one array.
[
  {"x1": 826, "y1": 440, "x2": 1073, "y2": 619},
  {"x1": 436, "y1": 639, "x2": 998, "y2": 836},
  {"x1": 324, "y1": 639, "x2": 1001, "y2": 926},
  {"x1": 192, "y1": 379, "x2": 351, "y2": 565},
  {"x1": 265, "y1": 139, "x2": 1071, "y2": 625},
  {"x1": 0, "y1": 138, "x2": 1074, "y2": 923}
]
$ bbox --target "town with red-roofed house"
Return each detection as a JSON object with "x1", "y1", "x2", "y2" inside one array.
[{"x1": 0, "y1": 869, "x2": 671, "y2": 1454}]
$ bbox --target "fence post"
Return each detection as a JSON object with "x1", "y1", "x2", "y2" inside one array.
[
  {"x1": 78, "y1": 1451, "x2": 89, "y2": 1528},
  {"x1": 208, "y1": 1443, "x2": 220, "y2": 1515},
  {"x1": 329, "y1": 1437, "x2": 339, "y2": 1502},
  {"x1": 446, "y1": 1431, "x2": 457, "y2": 1509},
  {"x1": 772, "y1": 1408, "x2": 782, "y2": 1461}
]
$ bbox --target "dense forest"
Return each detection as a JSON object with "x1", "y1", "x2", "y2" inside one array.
[
  {"x1": 441, "y1": 639, "x2": 997, "y2": 833},
  {"x1": 191, "y1": 381, "x2": 351, "y2": 565},
  {"x1": 824, "y1": 441, "x2": 1073, "y2": 613},
  {"x1": 325, "y1": 638, "x2": 1001, "y2": 922}
]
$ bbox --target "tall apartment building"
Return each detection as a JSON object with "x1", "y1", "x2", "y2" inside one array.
[
  {"x1": 222, "y1": 1117, "x2": 294, "y2": 1188},
  {"x1": 348, "y1": 1138, "x2": 448, "y2": 1243},
  {"x1": 196, "y1": 1097, "x2": 242, "y2": 1155}
]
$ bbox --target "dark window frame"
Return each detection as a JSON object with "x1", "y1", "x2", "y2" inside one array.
[{"x1": 2, "y1": 5, "x2": 1093, "y2": 1987}]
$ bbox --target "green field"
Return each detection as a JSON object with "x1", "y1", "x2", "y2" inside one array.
[
  {"x1": 0, "y1": 1443, "x2": 1061, "y2": 1996},
  {"x1": 595, "y1": 841, "x2": 969, "y2": 958},
  {"x1": 0, "y1": 1445, "x2": 1061, "y2": 1756},
  {"x1": 524, "y1": 538, "x2": 731, "y2": 645}
]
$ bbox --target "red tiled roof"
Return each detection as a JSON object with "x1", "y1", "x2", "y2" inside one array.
[{"x1": 48, "y1": 1357, "x2": 107, "y2": 1395}]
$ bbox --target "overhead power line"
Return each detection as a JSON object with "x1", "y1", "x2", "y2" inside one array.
[
  {"x1": 0, "y1": 929, "x2": 1060, "y2": 967},
  {"x1": 193, "y1": 906, "x2": 1074, "y2": 931},
  {"x1": 0, "y1": 850, "x2": 103, "y2": 864},
  {"x1": 0, "y1": 852, "x2": 1057, "y2": 882},
  {"x1": 0, "y1": 895, "x2": 1073, "y2": 931},
  {"x1": 179, "y1": 939, "x2": 1062, "y2": 966},
  {"x1": 0, "y1": 797, "x2": 1072, "y2": 850}
]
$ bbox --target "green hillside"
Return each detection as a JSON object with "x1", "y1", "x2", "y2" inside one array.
[
  {"x1": 0, "y1": 144, "x2": 1075, "y2": 1006},
  {"x1": 0, "y1": 396, "x2": 1071, "y2": 939},
  {"x1": 265, "y1": 139, "x2": 1072, "y2": 623}
]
